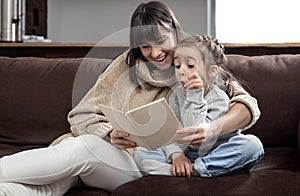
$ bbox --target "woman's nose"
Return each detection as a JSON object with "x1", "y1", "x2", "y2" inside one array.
[{"x1": 150, "y1": 46, "x2": 162, "y2": 58}]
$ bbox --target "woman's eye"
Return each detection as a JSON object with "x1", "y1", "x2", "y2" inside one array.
[
  {"x1": 157, "y1": 38, "x2": 166, "y2": 45},
  {"x1": 141, "y1": 45, "x2": 150, "y2": 49}
]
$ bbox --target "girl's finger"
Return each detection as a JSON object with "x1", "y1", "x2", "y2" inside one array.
[
  {"x1": 187, "y1": 72, "x2": 201, "y2": 80},
  {"x1": 184, "y1": 78, "x2": 202, "y2": 88},
  {"x1": 187, "y1": 82, "x2": 203, "y2": 90},
  {"x1": 185, "y1": 163, "x2": 192, "y2": 177}
]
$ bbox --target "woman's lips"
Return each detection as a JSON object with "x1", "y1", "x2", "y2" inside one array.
[{"x1": 154, "y1": 53, "x2": 167, "y2": 63}]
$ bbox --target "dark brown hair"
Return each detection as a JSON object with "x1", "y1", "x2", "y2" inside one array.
[{"x1": 126, "y1": 1, "x2": 182, "y2": 87}]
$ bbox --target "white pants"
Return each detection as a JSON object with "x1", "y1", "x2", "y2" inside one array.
[{"x1": 0, "y1": 134, "x2": 142, "y2": 195}]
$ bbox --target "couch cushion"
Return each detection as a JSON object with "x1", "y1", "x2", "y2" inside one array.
[
  {"x1": 113, "y1": 170, "x2": 299, "y2": 195},
  {"x1": 226, "y1": 54, "x2": 300, "y2": 148},
  {"x1": 0, "y1": 57, "x2": 111, "y2": 157},
  {"x1": 65, "y1": 186, "x2": 110, "y2": 196},
  {"x1": 298, "y1": 118, "x2": 300, "y2": 156},
  {"x1": 113, "y1": 147, "x2": 300, "y2": 195},
  {"x1": 253, "y1": 148, "x2": 300, "y2": 171}
]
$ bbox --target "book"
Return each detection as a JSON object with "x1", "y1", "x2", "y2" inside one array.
[{"x1": 98, "y1": 98, "x2": 182, "y2": 150}]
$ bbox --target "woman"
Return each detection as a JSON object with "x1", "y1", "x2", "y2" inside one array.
[{"x1": 0, "y1": 1, "x2": 263, "y2": 195}]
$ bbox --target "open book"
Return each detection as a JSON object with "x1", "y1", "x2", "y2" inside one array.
[{"x1": 98, "y1": 98, "x2": 182, "y2": 150}]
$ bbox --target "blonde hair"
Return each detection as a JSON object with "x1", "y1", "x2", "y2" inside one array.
[{"x1": 175, "y1": 35, "x2": 238, "y2": 98}]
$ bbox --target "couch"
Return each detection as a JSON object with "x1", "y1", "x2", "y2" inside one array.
[{"x1": 0, "y1": 53, "x2": 299, "y2": 195}]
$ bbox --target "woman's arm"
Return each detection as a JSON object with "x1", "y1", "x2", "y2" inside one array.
[
  {"x1": 218, "y1": 102, "x2": 251, "y2": 135},
  {"x1": 228, "y1": 81, "x2": 261, "y2": 131},
  {"x1": 68, "y1": 51, "x2": 129, "y2": 138},
  {"x1": 174, "y1": 103, "x2": 251, "y2": 146}
]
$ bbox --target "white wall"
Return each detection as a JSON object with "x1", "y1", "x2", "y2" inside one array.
[
  {"x1": 48, "y1": 0, "x2": 207, "y2": 43},
  {"x1": 215, "y1": 0, "x2": 300, "y2": 43}
]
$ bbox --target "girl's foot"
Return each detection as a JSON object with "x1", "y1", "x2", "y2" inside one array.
[{"x1": 141, "y1": 159, "x2": 200, "y2": 177}]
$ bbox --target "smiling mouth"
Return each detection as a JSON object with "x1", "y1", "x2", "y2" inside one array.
[{"x1": 155, "y1": 54, "x2": 167, "y2": 63}]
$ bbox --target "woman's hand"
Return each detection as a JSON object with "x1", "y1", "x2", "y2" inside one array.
[
  {"x1": 175, "y1": 121, "x2": 222, "y2": 146},
  {"x1": 175, "y1": 123, "x2": 209, "y2": 146},
  {"x1": 110, "y1": 130, "x2": 137, "y2": 149},
  {"x1": 171, "y1": 152, "x2": 193, "y2": 177}
]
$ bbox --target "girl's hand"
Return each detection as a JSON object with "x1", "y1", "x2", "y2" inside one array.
[
  {"x1": 110, "y1": 130, "x2": 137, "y2": 149},
  {"x1": 184, "y1": 72, "x2": 204, "y2": 90},
  {"x1": 171, "y1": 152, "x2": 193, "y2": 177}
]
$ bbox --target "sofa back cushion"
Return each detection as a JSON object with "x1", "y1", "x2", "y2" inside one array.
[
  {"x1": 0, "y1": 57, "x2": 111, "y2": 157},
  {"x1": 1, "y1": 54, "x2": 299, "y2": 156},
  {"x1": 298, "y1": 118, "x2": 300, "y2": 156},
  {"x1": 226, "y1": 54, "x2": 300, "y2": 148}
]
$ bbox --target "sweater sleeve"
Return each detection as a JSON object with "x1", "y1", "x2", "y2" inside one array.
[
  {"x1": 67, "y1": 53, "x2": 128, "y2": 138},
  {"x1": 229, "y1": 81, "x2": 261, "y2": 131},
  {"x1": 182, "y1": 87, "x2": 229, "y2": 126},
  {"x1": 164, "y1": 91, "x2": 187, "y2": 162},
  {"x1": 181, "y1": 88, "x2": 207, "y2": 127},
  {"x1": 67, "y1": 87, "x2": 114, "y2": 138}
]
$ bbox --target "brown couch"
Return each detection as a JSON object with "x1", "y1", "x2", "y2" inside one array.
[{"x1": 0, "y1": 53, "x2": 299, "y2": 195}]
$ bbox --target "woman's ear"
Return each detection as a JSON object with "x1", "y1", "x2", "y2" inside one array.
[{"x1": 208, "y1": 65, "x2": 219, "y2": 78}]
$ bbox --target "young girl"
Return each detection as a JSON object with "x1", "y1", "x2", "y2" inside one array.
[{"x1": 134, "y1": 35, "x2": 264, "y2": 177}]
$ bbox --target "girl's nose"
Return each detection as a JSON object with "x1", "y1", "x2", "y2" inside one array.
[{"x1": 179, "y1": 67, "x2": 186, "y2": 75}]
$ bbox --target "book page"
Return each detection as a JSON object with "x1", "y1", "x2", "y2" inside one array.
[
  {"x1": 98, "y1": 104, "x2": 135, "y2": 132},
  {"x1": 126, "y1": 98, "x2": 182, "y2": 149},
  {"x1": 98, "y1": 98, "x2": 182, "y2": 150}
]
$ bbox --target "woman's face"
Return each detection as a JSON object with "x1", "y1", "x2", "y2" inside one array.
[{"x1": 140, "y1": 24, "x2": 176, "y2": 71}]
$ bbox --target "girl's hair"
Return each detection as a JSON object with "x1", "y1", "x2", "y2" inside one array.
[
  {"x1": 176, "y1": 35, "x2": 238, "y2": 98},
  {"x1": 126, "y1": 1, "x2": 183, "y2": 87}
]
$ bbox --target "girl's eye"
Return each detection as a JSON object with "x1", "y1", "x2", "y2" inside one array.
[
  {"x1": 174, "y1": 64, "x2": 180, "y2": 69},
  {"x1": 188, "y1": 64, "x2": 195, "y2": 68}
]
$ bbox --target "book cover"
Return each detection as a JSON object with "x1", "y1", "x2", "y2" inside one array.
[{"x1": 98, "y1": 98, "x2": 182, "y2": 150}]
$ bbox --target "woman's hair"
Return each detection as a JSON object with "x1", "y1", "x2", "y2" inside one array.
[
  {"x1": 175, "y1": 35, "x2": 239, "y2": 98},
  {"x1": 126, "y1": 1, "x2": 182, "y2": 87}
]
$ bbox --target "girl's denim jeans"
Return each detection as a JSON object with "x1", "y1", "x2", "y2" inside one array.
[{"x1": 134, "y1": 133, "x2": 265, "y2": 177}]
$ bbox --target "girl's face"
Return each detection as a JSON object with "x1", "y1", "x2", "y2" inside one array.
[
  {"x1": 140, "y1": 24, "x2": 176, "y2": 71},
  {"x1": 173, "y1": 45, "x2": 207, "y2": 93}
]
